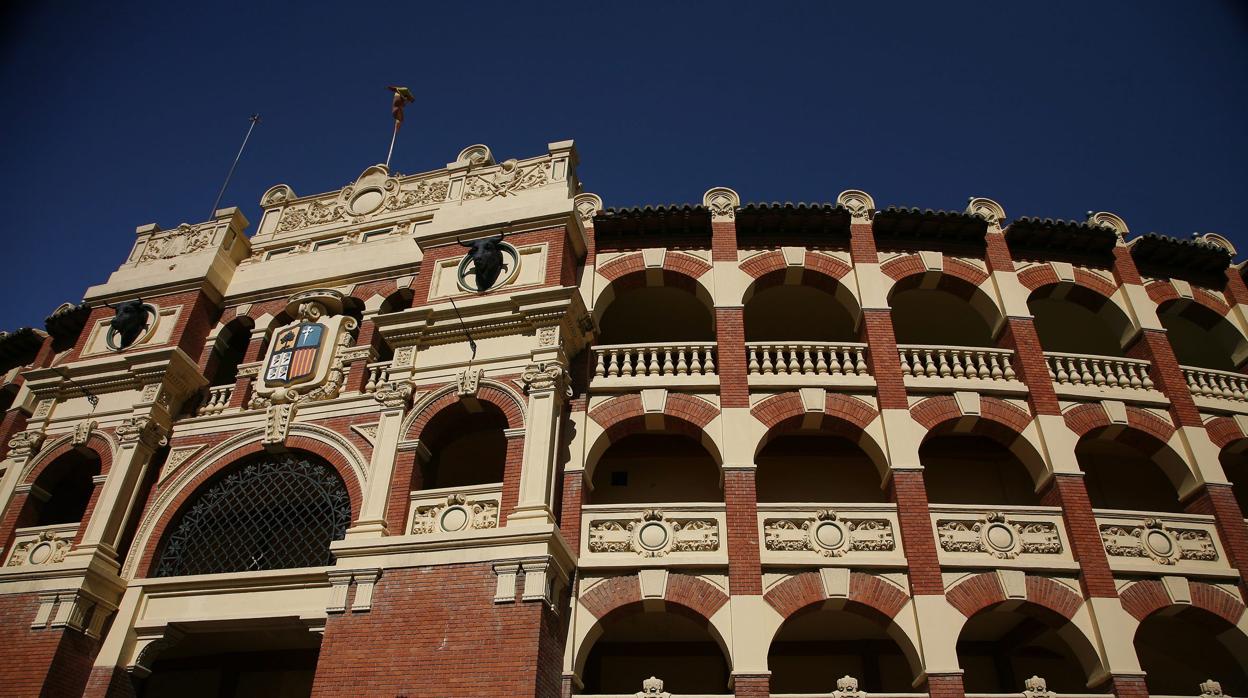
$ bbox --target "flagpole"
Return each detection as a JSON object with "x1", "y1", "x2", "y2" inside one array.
[
  {"x1": 210, "y1": 114, "x2": 261, "y2": 219},
  {"x1": 384, "y1": 120, "x2": 400, "y2": 170}
]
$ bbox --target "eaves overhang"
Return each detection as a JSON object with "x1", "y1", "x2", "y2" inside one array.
[
  {"x1": 1129, "y1": 233, "x2": 1232, "y2": 286},
  {"x1": 592, "y1": 205, "x2": 712, "y2": 246},
  {"x1": 1005, "y1": 217, "x2": 1118, "y2": 265},
  {"x1": 735, "y1": 202, "x2": 851, "y2": 242},
  {"x1": 872, "y1": 206, "x2": 988, "y2": 251}
]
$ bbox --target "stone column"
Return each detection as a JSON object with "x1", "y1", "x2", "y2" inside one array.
[
  {"x1": 345, "y1": 382, "x2": 412, "y2": 538},
  {"x1": 511, "y1": 361, "x2": 569, "y2": 525}
]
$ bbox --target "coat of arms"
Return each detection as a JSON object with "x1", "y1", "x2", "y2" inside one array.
[{"x1": 264, "y1": 322, "x2": 325, "y2": 386}]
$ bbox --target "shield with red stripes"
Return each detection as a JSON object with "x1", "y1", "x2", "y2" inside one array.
[{"x1": 263, "y1": 322, "x2": 325, "y2": 386}]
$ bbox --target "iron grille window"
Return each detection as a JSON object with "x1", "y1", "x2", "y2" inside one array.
[{"x1": 154, "y1": 454, "x2": 351, "y2": 577}]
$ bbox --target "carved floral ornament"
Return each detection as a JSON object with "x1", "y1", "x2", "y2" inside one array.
[
  {"x1": 836, "y1": 189, "x2": 876, "y2": 221},
  {"x1": 587, "y1": 509, "x2": 719, "y2": 557},
  {"x1": 115, "y1": 416, "x2": 169, "y2": 449},
  {"x1": 133, "y1": 223, "x2": 216, "y2": 265},
  {"x1": 636, "y1": 676, "x2": 670, "y2": 698},
  {"x1": 574, "y1": 193, "x2": 603, "y2": 224},
  {"x1": 764, "y1": 509, "x2": 895, "y2": 557},
  {"x1": 1023, "y1": 676, "x2": 1056, "y2": 698},
  {"x1": 703, "y1": 187, "x2": 739, "y2": 221},
  {"x1": 463, "y1": 159, "x2": 550, "y2": 201},
  {"x1": 7, "y1": 430, "x2": 45, "y2": 459},
  {"x1": 965, "y1": 197, "x2": 1006, "y2": 227},
  {"x1": 522, "y1": 361, "x2": 570, "y2": 396},
  {"x1": 833, "y1": 676, "x2": 866, "y2": 698},
  {"x1": 272, "y1": 172, "x2": 450, "y2": 234},
  {"x1": 410, "y1": 493, "x2": 500, "y2": 535},
  {"x1": 6, "y1": 529, "x2": 72, "y2": 567},
  {"x1": 936, "y1": 512, "x2": 1062, "y2": 559},
  {"x1": 1099, "y1": 518, "x2": 1218, "y2": 565}
]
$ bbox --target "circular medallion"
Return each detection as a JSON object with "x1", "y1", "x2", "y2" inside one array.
[
  {"x1": 636, "y1": 522, "x2": 670, "y2": 551},
  {"x1": 1144, "y1": 529, "x2": 1174, "y2": 558},
  {"x1": 440, "y1": 506, "x2": 470, "y2": 532},
  {"x1": 812, "y1": 521, "x2": 847, "y2": 551},
  {"x1": 349, "y1": 188, "x2": 384, "y2": 216},
  {"x1": 983, "y1": 522, "x2": 1017, "y2": 553},
  {"x1": 28, "y1": 542, "x2": 53, "y2": 565}
]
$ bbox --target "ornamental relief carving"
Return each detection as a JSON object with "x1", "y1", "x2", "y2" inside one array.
[
  {"x1": 463, "y1": 160, "x2": 550, "y2": 201},
  {"x1": 1100, "y1": 519, "x2": 1218, "y2": 565},
  {"x1": 7, "y1": 430, "x2": 45, "y2": 459},
  {"x1": 6, "y1": 529, "x2": 73, "y2": 567},
  {"x1": 764, "y1": 510, "x2": 895, "y2": 557},
  {"x1": 135, "y1": 223, "x2": 215, "y2": 265},
  {"x1": 937, "y1": 512, "x2": 1062, "y2": 559},
  {"x1": 274, "y1": 177, "x2": 449, "y2": 234},
  {"x1": 587, "y1": 510, "x2": 719, "y2": 557},
  {"x1": 410, "y1": 494, "x2": 499, "y2": 535}
]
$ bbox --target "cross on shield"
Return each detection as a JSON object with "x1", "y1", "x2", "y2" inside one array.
[{"x1": 264, "y1": 322, "x2": 325, "y2": 386}]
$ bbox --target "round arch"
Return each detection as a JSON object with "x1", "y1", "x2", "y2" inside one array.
[
  {"x1": 741, "y1": 267, "x2": 863, "y2": 343},
  {"x1": 403, "y1": 380, "x2": 526, "y2": 441},
  {"x1": 1027, "y1": 282, "x2": 1136, "y2": 356},
  {"x1": 591, "y1": 267, "x2": 717, "y2": 345},
  {"x1": 912, "y1": 397, "x2": 1049, "y2": 497},
  {"x1": 584, "y1": 413, "x2": 724, "y2": 488},
  {"x1": 754, "y1": 416, "x2": 888, "y2": 503},
  {"x1": 21, "y1": 432, "x2": 116, "y2": 485},
  {"x1": 1074, "y1": 425, "x2": 1193, "y2": 511},
  {"x1": 887, "y1": 271, "x2": 1004, "y2": 347},
  {"x1": 1156, "y1": 298, "x2": 1248, "y2": 371},
  {"x1": 956, "y1": 599, "x2": 1107, "y2": 693},
  {"x1": 1134, "y1": 605, "x2": 1248, "y2": 695}
]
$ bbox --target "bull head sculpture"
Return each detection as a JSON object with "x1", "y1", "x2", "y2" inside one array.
[
  {"x1": 104, "y1": 299, "x2": 151, "y2": 350},
  {"x1": 458, "y1": 233, "x2": 508, "y2": 292}
]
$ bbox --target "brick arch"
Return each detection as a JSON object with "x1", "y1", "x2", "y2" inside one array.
[
  {"x1": 22, "y1": 433, "x2": 115, "y2": 484},
  {"x1": 750, "y1": 392, "x2": 886, "y2": 475},
  {"x1": 585, "y1": 394, "x2": 722, "y2": 481},
  {"x1": 1017, "y1": 264, "x2": 1120, "y2": 299},
  {"x1": 1062, "y1": 403, "x2": 1177, "y2": 444},
  {"x1": 1147, "y1": 280, "x2": 1233, "y2": 317},
  {"x1": 738, "y1": 250, "x2": 852, "y2": 282},
  {"x1": 1120, "y1": 579, "x2": 1247, "y2": 626},
  {"x1": 763, "y1": 571, "x2": 910, "y2": 620},
  {"x1": 1206, "y1": 416, "x2": 1247, "y2": 449},
  {"x1": 135, "y1": 435, "x2": 365, "y2": 578},
  {"x1": 881, "y1": 254, "x2": 990, "y2": 287},
  {"x1": 946, "y1": 572, "x2": 1084, "y2": 621},
  {"x1": 910, "y1": 395, "x2": 1033, "y2": 436},
  {"x1": 404, "y1": 381, "x2": 526, "y2": 440},
  {"x1": 597, "y1": 251, "x2": 712, "y2": 283},
  {"x1": 1, "y1": 433, "x2": 116, "y2": 554}
]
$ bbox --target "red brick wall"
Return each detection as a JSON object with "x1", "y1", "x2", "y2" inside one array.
[
  {"x1": 733, "y1": 674, "x2": 770, "y2": 697},
  {"x1": 927, "y1": 672, "x2": 967, "y2": 698},
  {"x1": 82, "y1": 666, "x2": 138, "y2": 698},
  {"x1": 0, "y1": 592, "x2": 100, "y2": 697},
  {"x1": 1186, "y1": 484, "x2": 1248, "y2": 598},
  {"x1": 716, "y1": 308, "x2": 748, "y2": 409},
  {"x1": 310, "y1": 563, "x2": 562, "y2": 697},
  {"x1": 888, "y1": 470, "x2": 944, "y2": 595},
  {"x1": 1039, "y1": 475, "x2": 1118, "y2": 598},
  {"x1": 724, "y1": 469, "x2": 761, "y2": 595}
]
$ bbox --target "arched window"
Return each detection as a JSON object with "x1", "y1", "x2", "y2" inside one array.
[{"x1": 154, "y1": 453, "x2": 351, "y2": 577}]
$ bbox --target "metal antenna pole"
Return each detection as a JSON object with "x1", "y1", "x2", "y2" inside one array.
[
  {"x1": 210, "y1": 114, "x2": 261, "y2": 218},
  {"x1": 384, "y1": 121, "x2": 400, "y2": 170}
]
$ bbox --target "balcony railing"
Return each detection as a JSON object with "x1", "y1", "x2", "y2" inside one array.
[
  {"x1": 364, "y1": 360, "x2": 393, "y2": 393},
  {"x1": 196, "y1": 384, "x2": 234, "y2": 416},
  {"x1": 758, "y1": 503, "x2": 904, "y2": 567},
  {"x1": 590, "y1": 342, "x2": 718, "y2": 390},
  {"x1": 1046, "y1": 352, "x2": 1157, "y2": 396},
  {"x1": 746, "y1": 342, "x2": 874, "y2": 389},
  {"x1": 581, "y1": 503, "x2": 726, "y2": 567},
  {"x1": 406, "y1": 483, "x2": 502, "y2": 536},
  {"x1": 1095, "y1": 509, "x2": 1232, "y2": 576},
  {"x1": 929, "y1": 504, "x2": 1076, "y2": 569},
  {"x1": 1183, "y1": 365, "x2": 1248, "y2": 412},
  {"x1": 898, "y1": 345, "x2": 1023, "y2": 392},
  {"x1": 3, "y1": 523, "x2": 78, "y2": 568}
]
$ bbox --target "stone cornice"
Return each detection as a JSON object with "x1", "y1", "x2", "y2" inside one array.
[{"x1": 22, "y1": 346, "x2": 207, "y2": 401}]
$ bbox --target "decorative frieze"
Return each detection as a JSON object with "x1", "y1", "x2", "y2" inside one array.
[
  {"x1": 587, "y1": 509, "x2": 718, "y2": 558},
  {"x1": 410, "y1": 493, "x2": 500, "y2": 535},
  {"x1": 463, "y1": 160, "x2": 549, "y2": 200},
  {"x1": 936, "y1": 512, "x2": 1062, "y2": 559},
  {"x1": 1100, "y1": 518, "x2": 1218, "y2": 565},
  {"x1": 135, "y1": 223, "x2": 215, "y2": 264},
  {"x1": 764, "y1": 510, "x2": 894, "y2": 558},
  {"x1": 5, "y1": 525, "x2": 77, "y2": 567}
]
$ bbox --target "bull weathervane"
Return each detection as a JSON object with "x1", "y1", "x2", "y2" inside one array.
[
  {"x1": 104, "y1": 299, "x2": 156, "y2": 351},
  {"x1": 456, "y1": 233, "x2": 518, "y2": 293}
]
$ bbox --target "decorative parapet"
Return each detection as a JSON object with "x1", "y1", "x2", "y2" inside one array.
[
  {"x1": 1096, "y1": 511, "x2": 1230, "y2": 574},
  {"x1": 123, "y1": 207, "x2": 249, "y2": 270},
  {"x1": 407, "y1": 484, "x2": 502, "y2": 536},
  {"x1": 930, "y1": 505, "x2": 1074, "y2": 569},
  {"x1": 4, "y1": 524, "x2": 78, "y2": 567},
  {"x1": 759, "y1": 505, "x2": 903, "y2": 566},
  {"x1": 582, "y1": 505, "x2": 725, "y2": 566}
]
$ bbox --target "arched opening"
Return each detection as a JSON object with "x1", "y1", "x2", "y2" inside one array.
[
  {"x1": 589, "y1": 433, "x2": 721, "y2": 504},
  {"x1": 1157, "y1": 300, "x2": 1248, "y2": 372},
  {"x1": 1135, "y1": 606, "x2": 1248, "y2": 695},
  {"x1": 597, "y1": 283, "x2": 715, "y2": 345},
  {"x1": 1218, "y1": 444, "x2": 1248, "y2": 515},
  {"x1": 1028, "y1": 285, "x2": 1131, "y2": 356},
  {"x1": 921, "y1": 434, "x2": 1040, "y2": 505},
  {"x1": 890, "y1": 275, "x2": 1000, "y2": 347},
  {"x1": 136, "y1": 624, "x2": 321, "y2": 698},
  {"x1": 205, "y1": 317, "x2": 255, "y2": 387},
  {"x1": 416, "y1": 402, "x2": 508, "y2": 490},
  {"x1": 581, "y1": 608, "x2": 730, "y2": 695},
  {"x1": 152, "y1": 451, "x2": 352, "y2": 577},
  {"x1": 1076, "y1": 431, "x2": 1184, "y2": 512},
  {"x1": 379, "y1": 288, "x2": 415, "y2": 314},
  {"x1": 757, "y1": 433, "x2": 884, "y2": 503},
  {"x1": 743, "y1": 275, "x2": 859, "y2": 342},
  {"x1": 24, "y1": 449, "x2": 101, "y2": 527},
  {"x1": 768, "y1": 604, "x2": 919, "y2": 693},
  {"x1": 958, "y1": 603, "x2": 1104, "y2": 693}
]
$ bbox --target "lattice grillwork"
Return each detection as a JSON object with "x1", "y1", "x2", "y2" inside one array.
[{"x1": 154, "y1": 454, "x2": 351, "y2": 577}]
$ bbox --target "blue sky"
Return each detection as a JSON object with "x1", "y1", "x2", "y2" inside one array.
[{"x1": 1, "y1": 1, "x2": 1245, "y2": 330}]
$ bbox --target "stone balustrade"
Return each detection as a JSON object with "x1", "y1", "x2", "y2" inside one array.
[
  {"x1": 364, "y1": 361, "x2": 393, "y2": 394},
  {"x1": 757, "y1": 504, "x2": 904, "y2": 567},
  {"x1": 929, "y1": 504, "x2": 1075, "y2": 569},
  {"x1": 197, "y1": 385, "x2": 235, "y2": 416},
  {"x1": 590, "y1": 342, "x2": 718, "y2": 390},
  {"x1": 581, "y1": 503, "x2": 726, "y2": 567},
  {"x1": 3, "y1": 523, "x2": 78, "y2": 568},
  {"x1": 898, "y1": 345, "x2": 1021, "y2": 391},
  {"x1": 746, "y1": 342, "x2": 873, "y2": 389},
  {"x1": 1095, "y1": 509, "x2": 1232, "y2": 576},
  {"x1": 406, "y1": 483, "x2": 502, "y2": 536},
  {"x1": 1184, "y1": 365, "x2": 1248, "y2": 412},
  {"x1": 1046, "y1": 351, "x2": 1156, "y2": 395}
]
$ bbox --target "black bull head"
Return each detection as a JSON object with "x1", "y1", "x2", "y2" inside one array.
[
  {"x1": 105, "y1": 299, "x2": 150, "y2": 350},
  {"x1": 458, "y1": 234, "x2": 508, "y2": 292}
]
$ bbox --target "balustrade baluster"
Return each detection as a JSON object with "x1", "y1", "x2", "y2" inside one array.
[
  {"x1": 690, "y1": 347, "x2": 703, "y2": 375},
  {"x1": 704, "y1": 347, "x2": 715, "y2": 375},
  {"x1": 761, "y1": 347, "x2": 775, "y2": 374},
  {"x1": 594, "y1": 351, "x2": 606, "y2": 378},
  {"x1": 815, "y1": 347, "x2": 828, "y2": 374},
  {"x1": 854, "y1": 348, "x2": 868, "y2": 375},
  {"x1": 801, "y1": 347, "x2": 814, "y2": 374},
  {"x1": 748, "y1": 347, "x2": 760, "y2": 374}
]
